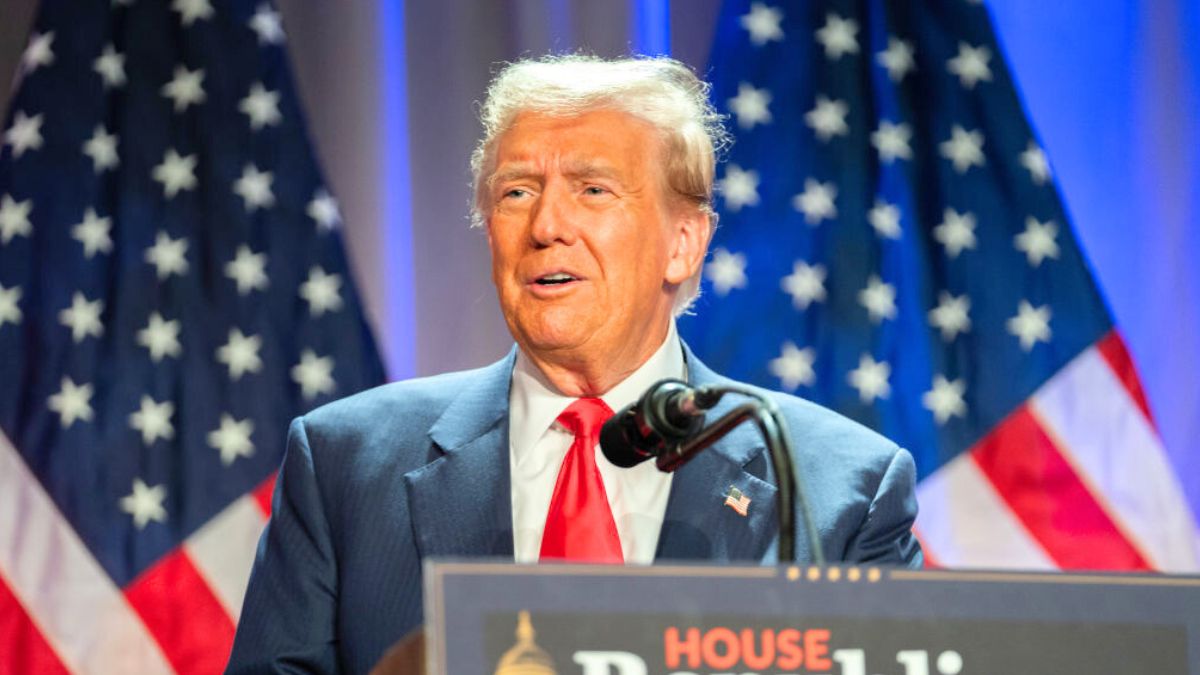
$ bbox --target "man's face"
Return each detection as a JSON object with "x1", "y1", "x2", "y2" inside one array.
[{"x1": 485, "y1": 109, "x2": 705, "y2": 376}]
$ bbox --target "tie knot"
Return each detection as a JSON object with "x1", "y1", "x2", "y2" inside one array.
[{"x1": 556, "y1": 397, "x2": 613, "y2": 440}]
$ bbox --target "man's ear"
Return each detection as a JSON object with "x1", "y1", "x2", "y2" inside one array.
[{"x1": 664, "y1": 206, "x2": 712, "y2": 286}]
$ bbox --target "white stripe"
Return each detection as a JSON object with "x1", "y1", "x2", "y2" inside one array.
[
  {"x1": 0, "y1": 431, "x2": 173, "y2": 675},
  {"x1": 916, "y1": 453, "x2": 1057, "y2": 570},
  {"x1": 1031, "y1": 348, "x2": 1200, "y2": 572},
  {"x1": 184, "y1": 495, "x2": 267, "y2": 620}
]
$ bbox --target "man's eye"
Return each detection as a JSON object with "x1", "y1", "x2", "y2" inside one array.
[
  {"x1": 503, "y1": 188, "x2": 528, "y2": 199},
  {"x1": 583, "y1": 186, "x2": 608, "y2": 196}
]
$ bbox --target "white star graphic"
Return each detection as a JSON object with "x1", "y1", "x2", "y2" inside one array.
[
  {"x1": 0, "y1": 194, "x2": 33, "y2": 244},
  {"x1": 93, "y1": 43, "x2": 126, "y2": 88},
  {"x1": 120, "y1": 479, "x2": 167, "y2": 530},
  {"x1": 300, "y1": 266, "x2": 344, "y2": 316},
  {"x1": 292, "y1": 349, "x2": 335, "y2": 400},
  {"x1": 4, "y1": 111, "x2": 44, "y2": 158},
  {"x1": 59, "y1": 292, "x2": 105, "y2": 343},
  {"x1": 868, "y1": 199, "x2": 902, "y2": 239},
  {"x1": 815, "y1": 13, "x2": 859, "y2": 60},
  {"x1": 225, "y1": 245, "x2": 269, "y2": 295},
  {"x1": 848, "y1": 354, "x2": 891, "y2": 403},
  {"x1": 239, "y1": 82, "x2": 282, "y2": 130},
  {"x1": 717, "y1": 165, "x2": 760, "y2": 211},
  {"x1": 82, "y1": 125, "x2": 119, "y2": 173},
  {"x1": 1020, "y1": 141, "x2": 1051, "y2": 185},
  {"x1": 739, "y1": 2, "x2": 784, "y2": 46},
  {"x1": 704, "y1": 248, "x2": 748, "y2": 296},
  {"x1": 940, "y1": 125, "x2": 985, "y2": 173},
  {"x1": 792, "y1": 178, "x2": 837, "y2": 225},
  {"x1": 208, "y1": 414, "x2": 255, "y2": 466},
  {"x1": 161, "y1": 65, "x2": 206, "y2": 113},
  {"x1": 0, "y1": 283, "x2": 21, "y2": 329},
  {"x1": 137, "y1": 312, "x2": 182, "y2": 362},
  {"x1": 71, "y1": 208, "x2": 113, "y2": 258},
  {"x1": 172, "y1": 0, "x2": 214, "y2": 26},
  {"x1": 216, "y1": 328, "x2": 263, "y2": 380},
  {"x1": 248, "y1": 3, "x2": 286, "y2": 45},
  {"x1": 781, "y1": 260, "x2": 826, "y2": 309},
  {"x1": 805, "y1": 95, "x2": 849, "y2": 142},
  {"x1": 928, "y1": 291, "x2": 971, "y2": 341},
  {"x1": 145, "y1": 231, "x2": 189, "y2": 279},
  {"x1": 21, "y1": 31, "x2": 54, "y2": 75},
  {"x1": 728, "y1": 82, "x2": 772, "y2": 129},
  {"x1": 871, "y1": 121, "x2": 912, "y2": 163},
  {"x1": 1008, "y1": 300, "x2": 1052, "y2": 351},
  {"x1": 1015, "y1": 217, "x2": 1060, "y2": 267},
  {"x1": 769, "y1": 342, "x2": 816, "y2": 391},
  {"x1": 233, "y1": 164, "x2": 275, "y2": 211},
  {"x1": 129, "y1": 396, "x2": 175, "y2": 445},
  {"x1": 307, "y1": 188, "x2": 342, "y2": 231},
  {"x1": 152, "y1": 149, "x2": 198, "y2": 198},
  {"x1": 923, "y1": 375, "x2": 967, "y2": 425},
  {"x1": 48, "y1": 377, "x2": 94, "y2": 427},
  {"x1": 876, "y1": 37, "x2": 915, "y2": 82},
  {"x1": 947, "y1": 42, "x2": 993, "y2": 89},
  {"x1": 933, "y1": 208, "x2": 977, "y2": 258},
  {"x1": 858, "y1": 275, "x2": 897, "y2": 323}
]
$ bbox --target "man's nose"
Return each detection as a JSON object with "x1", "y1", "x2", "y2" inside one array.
[{"x1": 528, "y1": 183, "x2": 578, "y2": 247}]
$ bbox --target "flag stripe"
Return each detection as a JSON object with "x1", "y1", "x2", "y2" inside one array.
[
  {"x1": 0, "y1": 576, "x2": 70, "y2": 675},
  {"x1": 185, "y1": 495, "x2": 269, "y2": 620},
  {"x1": 124, "y1": 550, "x2": 237, "y2": 675},
  {"x1": 914, "y1": 453, "x2": 1056, "y2": 569},
  {"x1": 1096, "y1": 331, "x2": 1155, "y2": 424},
  {"x1": 252, "y1": 473, "x2": 277, "y2": 519},
  {"x1": 972, "y1": 406, "x2": 1152, "y2": 570},
  {"x1": 1031, "y1": 344, "x2": 1200, "y2": 572},
  {"x1": 0, "y1": 431, "x2": 173, "y2": 675}
]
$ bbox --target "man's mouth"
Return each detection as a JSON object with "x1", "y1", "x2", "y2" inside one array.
[{"x1": 535, "y1": 273, "x2": 578, "y2": 286}]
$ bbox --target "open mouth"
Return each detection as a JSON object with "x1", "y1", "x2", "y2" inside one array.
[{"x1": 535, "y1": 273, "x2": 578, "y2": 286}]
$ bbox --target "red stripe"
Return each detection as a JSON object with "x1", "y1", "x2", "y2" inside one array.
[
  {"x1": 252, "y1": 473, "x2": 277, "y2": 518},
  {"x1": 1096, "y1": 331, "x2": 1156, "y2": 424},
  {"x1": 124, "y1": 550, "x2": 236, "y2": 675},
  {"x1": 0, "y1": 576, "x2": 70, "y2": 675},
  {"x1": 971, "y1": 404, "x2": 1152, "y2": 571}
]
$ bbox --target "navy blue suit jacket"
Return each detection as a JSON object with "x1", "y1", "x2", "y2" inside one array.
[{"x1": 226, "y1": 345, "x2": 921, "y2": 673}]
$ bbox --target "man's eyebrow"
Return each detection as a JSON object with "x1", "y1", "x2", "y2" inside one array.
[
  {"x1": 488, "y1": 164, "x2": 539, "y2": 188},
  {"x1": 560, "y1": 159, "x2": 621, "y2": 180}
]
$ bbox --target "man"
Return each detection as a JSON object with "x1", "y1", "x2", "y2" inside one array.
[{"x1": 226, "y1": 55, "x2": 921, "y2": 674}]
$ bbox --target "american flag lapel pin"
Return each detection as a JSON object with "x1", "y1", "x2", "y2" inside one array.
[{"x1": 723, "y1": 485, "x2": 751, "y2": 517}]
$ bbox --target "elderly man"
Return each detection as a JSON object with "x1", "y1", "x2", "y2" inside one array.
[{"x1": 226, "y1": 55, "x2": 921, "y2": 674}]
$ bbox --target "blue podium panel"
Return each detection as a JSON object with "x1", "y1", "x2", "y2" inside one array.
[{"x1": 424, "y1": 561, "x2": 1200, "y2": 674}]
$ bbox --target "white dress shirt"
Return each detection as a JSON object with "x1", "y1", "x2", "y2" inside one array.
[{"x1": 508, "y1": 322, "x2": 685, "y2": 564}]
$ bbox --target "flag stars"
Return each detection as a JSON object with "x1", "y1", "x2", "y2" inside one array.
[
  {"x1": 129, "y1": 396, "x2": 175, "y2": 445},
  {"x1": 292, "y1": 350, "x2": 335, "y2": 400},
  {"x1": 705, "y1": 248, "x2": 748, "y2": 295},
  {"x1": 152, "y1": 149, "x2": 198, "y2": 198},
  {"x1": 249, "y1": 3, "x2": 286, "y2": 45},
  {"x1": 307, "y1": 189, "x2": 342, "y2": 231},
  {"x1": 161, "y1": 66, "x2": 206, "y2": 112},
  {"x1": 71, "y1": 208, "x2": 113, "y2": 258},
  {"x1": 120, "y1": 479, "x2": 167, "y2": 530},
  {"x1": 172, "y1": 0, "x2": 214, "y2": 26},
  {"x1": 858, "y1": 275, "x2": 897, "y2": 323},
  {"x1": 868, "y1": 199, "x2": 902, "y2": 239},
  {"x1": 933, "y1": 208, "x2": 977, "y2": 258},
  {"x1": 1015, "y1": 217, "x2": 1060, "y2": 267},
  {"x1": 792, "y1": 178, "x2": 837, "y2": 225},
  {"x1": 145, "y1": 232, "x2": 190, "y2": 279},
  {"x1": 4, "y1": 111, "x2": 44, "y2": 158},
  {"x1": 928, "y1": 291, "x2": 971, "y2": 341},
  {"x1": 848, "y1": 354, "x2": 891, "y2": 403},
  {"x1": 239, "y1": 82, "x2": 282, "y2": 130},
  {"x1": 208, "y1": 414, "x2": 255, "y2": 466},
  {"x1": 21, "y1": 31, "x2": 54, "y2": 75},
  {"x1": 769, "y1": 342, "x2": 816, "y2": 390},
  {"x1": 728, "y1": 82, "x2": 772, "y2": 129},
  {"x1": 93, "y1": 44, "x2": 126, "y2": 88},
  {"x1": 805, "y1": 95, "x2": 849, "y2": 141},
  {"x1": 83, "y1": 125, "x2": 119, "y2": 173},
  {"x1": 48, "y1": 377, "x2": 94, "y2": 427},
  {"x1": 781, "y1": 261, "x2": 826, "y2": 309},
  {"x1": 717, "y1": 165, "x2": 760, "y2": 211},
  {"x1": 923, "y1": 375, "x2": 967, "y2": 424},
  {"x1": 59, "y1": 292, "x2": 105, "y2": 343},
  {"x1": 1008, "y1": 300, "x2": 1052, "y2": 351},
  {"x1": 233, "y1": 164, "x2": 275, "y2": 211},
  {"x1": 815, "y1": 13, "x2": 859, "y2": 60},
  {"x1": 940, "y1": 125, "x2": 985, "y2": 173},
  {"x1": 871, "y1": 121, "x2": 912, "y2": 163},
  {"x1": 947, "y1": 42, "x2": 993, "y2": 89},
  {"x1": 217, "y1": 328, "x2": 263, "y2": 380},
  {"x1": 299, "y1": 267, "x2": 344, "y2": 316},
  {"x1": 1020, "y1": 141, "x2": 1051, "y2": 185},
  {"x1": 739, "y1": 2, "x2": 784, "y2": 46},
  {"x1": 876, "y1": 37, "x2": 915, "y2": 82},
  {"x1": 0, "y1": 283, "x2": 21, "y2": 328},
  {"x1": 137, "y1": 312, "x2": 182, "y2": 362},
  {"x1": 0, "y1": 194, "x2": 33, "y2": 244},
  {"x1": 226, "y1": 245, "x2": 269, "y2": 295}
]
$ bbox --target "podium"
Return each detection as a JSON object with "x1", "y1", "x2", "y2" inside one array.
[{"x1": 420, "y1": 561, "x2": 1200, "y2": 674}]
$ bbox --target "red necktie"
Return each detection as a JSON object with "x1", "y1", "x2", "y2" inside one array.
[{"x1": 539, "y1": 397, "x2": 623, "y2": 563}]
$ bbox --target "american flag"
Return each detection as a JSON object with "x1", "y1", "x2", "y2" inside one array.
[
  {"x1": 681, "y1": 0, "x2": 1200, "y2": 571},
  {"x1": 0, "y1": 1, "x2": 385, "y2": 673}
]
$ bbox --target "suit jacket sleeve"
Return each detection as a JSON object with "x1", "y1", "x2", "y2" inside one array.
[{"x1": 842, "y1": 446, "x2": 923, "y2": 568}]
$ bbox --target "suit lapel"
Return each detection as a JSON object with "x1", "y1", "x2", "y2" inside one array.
[
  {"x1": 404, "y1": 351, "x2": 516, "y2": 559},
  {"x1": 655, "y1": 344, "x2": 779, "y2": 562}
]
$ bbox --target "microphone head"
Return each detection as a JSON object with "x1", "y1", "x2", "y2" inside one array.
[{"x1": 599, "y1": 407, "x2": 655, "y2": 468}]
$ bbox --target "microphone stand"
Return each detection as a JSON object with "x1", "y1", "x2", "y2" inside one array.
[{"x1": 656, "y1": 386, "x2": 825, "y2": 566}]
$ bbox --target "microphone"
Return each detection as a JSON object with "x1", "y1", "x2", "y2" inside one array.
[{"x1": 599, "y1": 379, "x2": 721, "y2": 468}]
